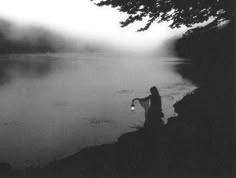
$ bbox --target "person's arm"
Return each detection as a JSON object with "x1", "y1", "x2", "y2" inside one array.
[{"x1": 132, "y1": 96, "x2": 150, "y2": 102}]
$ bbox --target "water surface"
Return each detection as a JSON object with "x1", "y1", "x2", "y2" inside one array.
[{"x1": 0, "y1": 53, "x2": 195, "y2": 168}]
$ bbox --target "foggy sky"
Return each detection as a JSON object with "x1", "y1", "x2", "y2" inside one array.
[{"x1": 0, "y1": 0, "x2": 185, "y2": 52}]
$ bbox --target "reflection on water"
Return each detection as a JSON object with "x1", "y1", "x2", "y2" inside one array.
[
  {"x1": 0, "y1": 54, "x2": 58, "y2": 85},
  {"x1": 0, "y1": 53, "x2": 195, "y2": 168}
]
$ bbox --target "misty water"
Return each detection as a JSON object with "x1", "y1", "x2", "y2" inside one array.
[{"x1": 0, "y1": 53, "x2": 195, "y2": 168}]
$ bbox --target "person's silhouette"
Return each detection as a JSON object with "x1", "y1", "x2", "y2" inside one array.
[{"x1": 132, "y1": 86, "x2": 164, "y2": 128}]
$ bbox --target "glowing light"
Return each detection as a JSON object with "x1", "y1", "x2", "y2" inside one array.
[{"x1": 130, "y1": 103, "x2": 135, "y2": 111}]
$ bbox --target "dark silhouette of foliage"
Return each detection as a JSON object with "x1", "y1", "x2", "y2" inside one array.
[
  {"x1": 92, "y1": 0, "x2": 235, "y2": 31},
  {"x1": 175, "y1": 20, "x2": 234, "y2": 64}
]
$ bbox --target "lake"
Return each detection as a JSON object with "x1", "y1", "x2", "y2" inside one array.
[{"x1": 0, "y1": 53, "x2": 195, "y2": 168}]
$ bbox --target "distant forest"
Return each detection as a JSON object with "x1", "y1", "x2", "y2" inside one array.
[
  {"x1": 0, "y1": 32, "x2": 56, "y2": 53},
  {"x1": 174, "y1": 20, "x2": 235, "y2": 64},
  {"x1": 0, "y1": 19, "x2": 100, "y2": 54}
]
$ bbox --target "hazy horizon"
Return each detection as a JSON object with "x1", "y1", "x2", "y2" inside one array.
[{"x1": 0, "y1": 0, "x2": 186, "y2": 53}]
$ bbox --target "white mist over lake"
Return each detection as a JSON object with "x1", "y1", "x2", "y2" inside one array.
[
  {"x1": 0, "y1": 0, "x2": 185, "y2": 52},
  {"x1": 0, "y1": 53, "x2": 195, "y2": 168}
]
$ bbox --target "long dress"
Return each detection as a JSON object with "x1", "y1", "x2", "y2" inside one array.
[{"x1": 139, "y1": 95, "x2": 164, "y2": 129}]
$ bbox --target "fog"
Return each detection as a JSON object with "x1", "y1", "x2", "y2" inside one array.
[
  {"x1": 0, "y1": 0, "x2": 194, "y2": 169},
  {"x1": 0, "y1": 0, "x2": 185, "y2": 53},
  {"x1": 0, "y1": 54, "x2": 195, "y2": 168},
  {"x1": 0, "y1": 19, "x2": 106, "y2": 53}
]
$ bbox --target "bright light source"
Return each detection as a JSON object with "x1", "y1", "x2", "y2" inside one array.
[{"x1": 130, "y1": 103, "x2": 135, "y2": 111}]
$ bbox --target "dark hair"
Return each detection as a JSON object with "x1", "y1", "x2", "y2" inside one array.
[{"x1": 150, "y1": 86, "x2": 159, "y2": 96}]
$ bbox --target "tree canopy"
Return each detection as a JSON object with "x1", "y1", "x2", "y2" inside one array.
[{"x1": 92, "y1": 0, "x2": 235, "y2": 31}]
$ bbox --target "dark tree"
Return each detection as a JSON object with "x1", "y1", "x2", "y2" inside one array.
[{"x1": 92, "y1": 0, "x2": 235, "y2": 31}]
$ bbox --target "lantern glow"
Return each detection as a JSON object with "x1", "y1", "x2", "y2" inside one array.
[{"x1": 130, "y1": 103, "x2": 135, "y2": 111}]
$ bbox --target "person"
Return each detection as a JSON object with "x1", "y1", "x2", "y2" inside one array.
[{"x1": 132, "y1": 86, "x2": 164, "y2": 129}]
